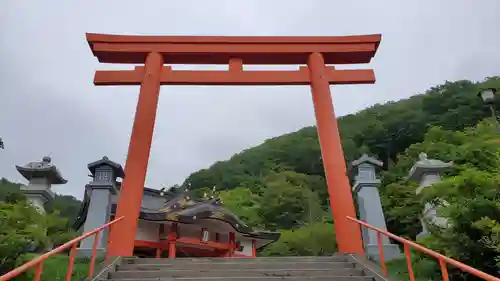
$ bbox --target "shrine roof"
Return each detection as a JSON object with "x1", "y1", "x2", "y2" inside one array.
[
  {"x1": 130, "y1": 191, "x2": 280, "y2": 242},
  {"x1": 73, "y1": 187, "x2": 280, "y2": 244}
]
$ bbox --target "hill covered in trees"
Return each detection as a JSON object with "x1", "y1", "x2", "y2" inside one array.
[
  {"x1": 1, "y1": 77, "x2": 499, "y2": 278},
  {"x1": 178, "y1": 77, "x2": 500, "y2": 277},
  {"x1": 181, "y1": 77, "x2": 500, "y2": 232}
]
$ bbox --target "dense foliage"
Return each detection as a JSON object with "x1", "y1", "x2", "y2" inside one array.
[
  {"x1": 0, "y1": 199, "x2": 75, "y2": 275},
  {"x1": 0, "y1": 180, "x2": 78, "y2": 275},
  {"x1": 378, "y1": 121, "x2": 500, "y2": 279},
  {"x1": 0, "y1": 178, "x2": 81, "y2": 226}
]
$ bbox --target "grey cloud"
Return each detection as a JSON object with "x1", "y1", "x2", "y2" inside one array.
[{"x1": 1, "y1": 0, "x2": 499, "y2": 199}]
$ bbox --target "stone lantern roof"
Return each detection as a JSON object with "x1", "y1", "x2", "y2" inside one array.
[
  {"x1": 407, "y1": 153, "x2": 452, "y2": 182},
  {"x1": 351, "y1": 153, "x2": 384, "y2": 168},
  {"x1": 16, "y1": 156, "x2": 67, "y2": 184},
  {"x1": 87, "y1": 156, "x2": 125, "y2": 178}
]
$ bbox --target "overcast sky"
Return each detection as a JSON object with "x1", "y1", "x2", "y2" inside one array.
[{"x1": 1, "y1": 0, "x2": 499, "y2": 199}]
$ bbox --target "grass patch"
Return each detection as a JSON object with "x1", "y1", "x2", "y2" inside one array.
[
  {"x1": 14, "y1": 253, "x2": 104, "y2": 281},
  {"x1": 386, "y1": 258, "x2": 440, "y2": 281}
]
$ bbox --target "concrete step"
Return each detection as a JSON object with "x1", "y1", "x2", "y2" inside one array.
[
  {"x1": 109, "y1": 268, "x2": 364, "y2": 279},
  {"x1": 107, "y1": 277, "x2": 374, "y2": 281},
  {"x1": 124, "y1": 256, "x2": 349, "y2": 265},
  {"x1": 117, "y1": 261, "x2": 355, "y2": 271}
]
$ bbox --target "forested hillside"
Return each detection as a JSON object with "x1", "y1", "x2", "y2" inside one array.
[
  {"x1": 184, "y1": 77, "x2": 500, "y2": 194},
  {"x1": 1, "y1": 77, "x2": 499, "y2": 278},
  {"x1": 181, "y1": 77, "x2": 500, "y2": 234},
  {"x1": 178, "y1": 77, "x2": 500, "y2": 277}
]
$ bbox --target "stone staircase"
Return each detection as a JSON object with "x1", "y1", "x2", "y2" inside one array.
[{"x1": 99, "y1": 255, "x2": 388, "y2": 281}]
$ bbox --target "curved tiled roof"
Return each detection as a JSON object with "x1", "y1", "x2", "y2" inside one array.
[
  {"x1": 16, "y1": 156, "x2": 67, "y2": 184},
  {"x1": 74, "y1": 188, "x2": 280, "y2": 245}
]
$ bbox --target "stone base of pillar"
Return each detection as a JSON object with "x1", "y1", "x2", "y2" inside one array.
[
  {"x1": 365, "y1": 244, "x2": 401, "y2": 262},
  {"x1": 76, "y1": 247, "x2": 106, "y2": 258}
]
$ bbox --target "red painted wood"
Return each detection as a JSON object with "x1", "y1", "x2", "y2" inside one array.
[
  {"x1": 168, "y1": 223, "x2": 178, "y2": 258},
  {"x1": 87, "y1": 33, "x2": 381, "y2": 65},
  {"x1": 93, "y1": 67, "x2": 375, "y2": 86},
  {"x1": 228, "y1": 232, "x2": 236, "y2": 257},
  {"x1": 86, "y1": 33, "x2": 381, "y2": 44},
  {"x1": 177, "y1": 237, "x2": 231, "y2": 250},
  {"x1": 107, "y1": 52, "x2": 164, "y2": 257},
  {"x1": 251, "y1": 239, "x2": 256, "y2": 257},
  {"x1": 308, "y1": 52, "x2": 364, "y2": 254}
]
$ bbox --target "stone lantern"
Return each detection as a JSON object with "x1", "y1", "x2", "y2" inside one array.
[
  {"x1": 351, "y1": 154, "x2": 400, "y2": 261},
  {"x1": 78, "y1": 156, "x2": 124, "y2": 257},
  {"x1": 408, "y1": 153, "x2": 452, "y2": 238},
  {"x1": 16, "y1": 156, "x2": 67, "y2": 213}
]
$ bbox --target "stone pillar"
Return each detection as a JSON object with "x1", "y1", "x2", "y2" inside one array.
[
  {"x1": 351, "y1": 154, "x2": 400, "y2": 261},
  {"x1": 16, "y1": 156, "x2": 67, "y2": 214},
  {"x1": 78, "y1": 157, "x2": 124, "y2": 257},
  {"x1": 407, "y1": 153, "x2": 452, "y2": 239}
]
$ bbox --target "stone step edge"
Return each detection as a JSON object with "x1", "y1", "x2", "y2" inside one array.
[
  {"x1": 123, "y1": 256, "x2": 347, "y2": 261},
  {"x1": 119, "y1": 261, "x2": 355, "y2": 266},
  {"x1": 107, "y1": 277, "x2": 373, "y2": 281},
  {"x1": 125, "y1": 258, "x2": 349, "y2": 263},
  {"x1": 113, "y1": 268, "x2": 362, "y2": 272}
]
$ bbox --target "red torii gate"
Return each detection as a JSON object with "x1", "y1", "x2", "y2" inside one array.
[{"x1": 86, "y1": 33, "x2": 381, "y2": 257}]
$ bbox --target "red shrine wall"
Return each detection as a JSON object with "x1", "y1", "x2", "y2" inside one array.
[{"x1": 133, "y1": 219, "x2": 255, "y2": 257}]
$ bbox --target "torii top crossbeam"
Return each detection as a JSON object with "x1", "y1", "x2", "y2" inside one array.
[{"x1": 87, "y1": 33, "x2": 381, "y2": 64}]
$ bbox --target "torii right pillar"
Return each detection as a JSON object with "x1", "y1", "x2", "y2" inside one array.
[{"x1": 308, "y1": 52, "x2": 364, "y2": 254}]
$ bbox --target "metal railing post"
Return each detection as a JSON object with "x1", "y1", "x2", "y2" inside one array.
[
  {"x1": 33, "y1": 263, "x2": 43, "y2": 281},
  {"x1": 88, "y1": 232, "x2": 100, "y2": 278},
  {"x1": 439, "y1": 258, "x2": 450, "y2": 281},
  {"x1": 403, "y1": 244, "x2": 416, "y2": 281},
  {"x1": 65, "y1": 244, "x2": 77, "y2": 281},
  {"x1": 377, "y1": 232, "x2": 388, "y2": 277}
]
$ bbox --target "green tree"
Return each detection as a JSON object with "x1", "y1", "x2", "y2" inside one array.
[
  {"x1": 0, "y1": 202, "x2": 48, "y2": 275},
  {"x1": 45, "y1": 195, "x2": 82, "y2": 226},
  {"x1": 0, "y1": 178, "x2": 23, "y2": 202},
  {"x1": 258, "y1": 171, "x2": 324, "y2": 230},
  {"x1": 219, "y1": 187, "x2": 263, "y2": 228},
  {"x1": 381, "y1": 181, "x2": 422, "y2": 239},
  {"x1": 419, "y1": 168, "x2": 500, "y2": 279},
  {"x1": 260, "y1": 222, "x2": 337, "y2": 256}
]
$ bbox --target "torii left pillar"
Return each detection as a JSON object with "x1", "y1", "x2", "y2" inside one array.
[
  {"x1": 308, "y1": 53, "x2": 364, "y2": 254},
  {"x1": 107, "y1": 52, "x2": 163, "y2": 257}
]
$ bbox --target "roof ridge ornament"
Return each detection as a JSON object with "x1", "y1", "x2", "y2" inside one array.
[{"x1": 419, "y1": 152, "x2": 428, "y2": 161}]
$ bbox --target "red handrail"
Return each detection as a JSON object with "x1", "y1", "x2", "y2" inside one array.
[
  {"x1": 347, "y1": 216, "x2": 500, "y2": 281},
  {"x1": 0, "y1": 216, "x2": 124, "y2": 281}
]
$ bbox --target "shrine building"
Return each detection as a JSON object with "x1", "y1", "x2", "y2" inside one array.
[{"x1": 74, "y1": 156, "x2": 280, "y2": 258}]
